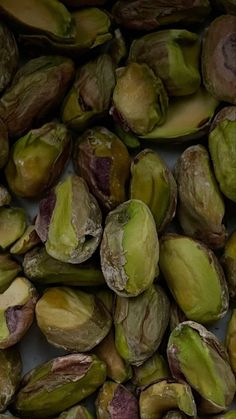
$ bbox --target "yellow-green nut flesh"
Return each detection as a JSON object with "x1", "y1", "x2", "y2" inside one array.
[
  {"x1": 36, "y1": 287, "x2": 112, "y2": 352},
  {"x1": 35, "y1": 175, "x2": 102, "y2": 264},
  {"x1": 221, "y1": 231, "x2": 236, "y2": 301},
  {"x1": 100, "y1": 199, "x2": 159, "y2": 297},
  {"x1": 0, "y1": 347, "x2": 22, "y2": 412},
  {"x1": 5, "y1": 122, "x2": 71, "y2": 198},
  {"x1": 129, "y1": 29, "x2": 201, "y2": 96},
  {"x1": 159, "y1": 234, "x2": 229, "y2": 324},
  {"x1": 130, "y1": 149, "x2": 177, "y2": 232},
  {"x1": 0, "y1": 253, "x2": 21, "y2": 293},
  {"x1": 214, "y1": 410, "x2": 236, "y2": 419},
  {"x1": 58, "y1": 405, "x2": 94, "y2": 419},
  {"x1": 0, "y1": 119, "x2": 8, "y2": 169},
  {"x1": 226, "y1": 309, "x2": 236, "y2": 374},
  {"x1": 95, "y1": 329, "x2": 132, "y2": 384},
  {"x1": 209, "y1": 119, "x2": 236, "y2": 202},
  {"x1": 112, "y1": 62, "x2": 168, "y2": 135},
  {"x1": 96, "y1": 381, "x2": 139, "y2": 419},
  {"x1": 139, "y1": 378, "x2": 197, "y2": 419},
  {"x1": 62, "y1": 55, "x2": 115, "y2": 132},
  {"x1": 167, "y1": 321, "x2": 236, "y2": 414},
  {"x1": 0, "y1": 207, "x2": 26, "y2": 251},
  {"x1": 132, "y1": 352, "x2": 170, "y2": 387},
  {"x1": 14, "y1": 353, "x2": 106, "y2": 418},
  {"x1": 140, "y1": 87, "x2": 219, "y2": 143},
  {"x1": 0, "y1": 21, "x2": 18, "y2": 94},
  {"x1": 73, "y1": 127, "x2": 131, "y2": 211},
  {"x1": 0, "y1": 277, "x2": 38, "y2": 349},
  {"x1": 10, "y1": 226, "x2": 41, "y2": 256},
  {"x1": 23, "y1": 246, "x2": 105, "y2": 287},
  {"x1": 175, "y1": 145, "x2": 227, "y2": 248},
  {"x1": 0, "y1": 185, "x2": 11, "y2": 207},
  {"x1": 202, "y1": 15, "x2": 236, "y2": 104},
  {"x1": 114, "y1": 285, "x2": 170, "y2": 366}
]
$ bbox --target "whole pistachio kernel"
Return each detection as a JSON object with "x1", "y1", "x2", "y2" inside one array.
[
  {"x1": 0, "y1": 277, "x2": 38, "y2": 349},
  {"x1": 0, "y1": 347, "x2": 22, "y2": 412},
  {"x1": 100, "y1": 199, "x2": 159, "y2": 297},
  {"x1": 168, "y1": 321, "x2": 236, "y2": 414},
  {"x1": 226, "y1": 309, "x2": 236, "y2": 374},
  {"x1": 58, "y1": 404, "x2": 94, "y2": 419},
  {"x1": 0, "y1": 207, "x2": 26, "y2": 251},
  {"x1": 10, "y1": 226, "x2": 41, "y2": 256},
  {"x1": 132, "y1": 352, "x2": 170, "y2": 387}
]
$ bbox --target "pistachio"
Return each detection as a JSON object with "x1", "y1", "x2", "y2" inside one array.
[
  {"x1": 0, "y1": 253, "x2": 21, "y2": 293},
  {"x1": 162, "y1": 412, "x2": 188, "y2": 419},
  {"x1": 100, "y1": 199, "x2": 159, "y2": 297},
  {"x1": 214, "y1": 411, "x2": 236, "y2": 419},
  {"x1": 0, "y1": 119, "x2": 8, "y2": 169},
  {"x1": 226, "y1": 309, "x2": 236, "y2": 374},
  {"x1": 0, "y1": 277, "x2": 38, "y2": 349},
  {"x1": 168, "y1": 321, "x2": 236, "y2": 414},
  {"x1": 0, "y1": 347, "x2": 21, "y2": 412},
  {"x1": 169, "y1": 301, "x2": 187, "y2": 332},
  {"x1": 36, "y1": 287, "x2": 112, "y2": 352},
  {"x1": 96, "y1": 289, "x2": 114, "y2": 314},
  {"x1": 132, "y1": 352, "x2": 170, "y2": 387},
  {"x1": 10, "y1": 226, "x2": 41, "y2": 256},
  {"x1": 0, "y1": 185, "x2": 11, "y2": 207},
  {"x1": 0, "y1": 207, "x2": 26, "y2": 251},
  {"x1": 221, "y1": 231, "x2": 236, "y2": 301},
  {"x1": 0, "y1": 21, "x2": 18, "y2": 93},
  {"x1": 73, "y1": 127, "x2": 131, "y2": 211},
  {"x1": 58, "y1": 405, "x2": 94, "y2": 419}
]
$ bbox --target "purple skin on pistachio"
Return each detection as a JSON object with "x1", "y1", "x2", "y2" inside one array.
[
  {"x1": 35, "y1": 190, "x2": 56, "y2": 242},
  {"x1": 93, "y1": 157, "x2": 112, "y2": 196},
  {"x1": 109, "y1": 385, "x2": 139, "y2": 419}
]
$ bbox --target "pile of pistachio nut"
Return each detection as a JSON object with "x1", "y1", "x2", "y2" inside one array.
[{"x1": 0, "y1": 0, "x2": 236, "y2": 418}]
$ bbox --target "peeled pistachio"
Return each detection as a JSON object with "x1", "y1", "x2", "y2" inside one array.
[
  {"x1": 139, "y1": 379, "x2": 197, "y2": 419},
  {"x1": 109, "y1": 29, "x2": 127, "y2": 66},
  {"x1": 226, "y1": 309, "x2": 236, "y2": 374},
  {"x1": 0, "y1": 56, "x2": 75, "y2": 138},
  {"x1": 35, "y1": 175, "x2": 102, "y2": 264},
  {"x1": 162, "y1": 412, "x2": 188, "y2": 419},
  {"x1": 0, "y1": 347, "x2": 21, "y2": 412},
  {"x1": 202, "y1": 15, "x2": 236, "y2": 104},
  {"x1": 214, "y1": 411, "x2": 236, "y2": 419},
  {"x1": 209, "y1": 119, "x2": 236, "y2": 202},
  {"x1": 23, "y1": 246, "x2": 104, "y2": 287},
  {"x1": 159, "y1": 234, "x2": 229, "y2": 324},
  {"x1": 132, "y1": 352, "x2": 170, "y2": 387},
  {"x1": 169, "y1": 301, "x2": 187, "y2": 332},
  {"x1": 129, "y1": 29, "x2": 201, "y2": 96},
  {"x1": 130, "y1": 149, "x2": 177, "y2": 232},
  {"x1": 111, "y1": 62, "x2": 168, "y2": 136},
  {"x1": 62, "y1": 55, "x2": 115, "y2": 132},
  {"x1": 0, "y1": 119, "x2": 9, "y2": 169},
  {"x1": 114, "y1": 285, "x2": 170, "y2": 366},
  {"x1": 96, "y1": 289, "x2": 114, "y2": 314},
  {"x1": 0, "y1": 21, "x2": 18, "y2": 94},
  {"x1": 96, "y1": 381, "x2": 139, "y2": 419},
  {"x1": 5, "y1": 122, "x2": 71, "y2": 198},
  {"x1": 221, "y1": 231, "x2": 236, "y2": 301},
  {"x1": 140, "y1": 87, "x2": 218, "y2": 143},
  {"x1": 58, "y1": 405, "x2": 94, "y2": 419},
  {"x1": 168, "y1": 321, "x2": 236, "y2": 414},
  {"x1": 10, "y1": 226, "x2": 41, "y2": 256},
  {"x1": 0, "y1": 253, "x2": 21, "y2": 293},
  {"x1": 36, "y1": 287, "x2": 112, "y2": 352},
  {"x1": 0, "y1": 207, "x2": 26, "y2": 251},
  {"x1": 0, "y1": 277, "x2": 38, "y2": 349},
  {"x1": 175, "y1": 145, "x2": 227, "y2": 248},
  {"x1": 73, "y1": 127, "x2": 131, "y2": 211},
  {"x1": 95, "y1": 329, "x2": 132, "y2": 384},
  {"x1": 14, "y1": 353, "x2": 106, "y2": 418},
  {"x1": 112, "y1": 0, "x2": 211, "y2": 30},
  {"x1": 211, "y1": 106, "x2": 236, "y2": 130},
  {"x1": 0, "y1": 185, "x2": 11, "y2": 207},
  {"x1": 101, "y1": 199, "x2": 159, "y2": 297}
]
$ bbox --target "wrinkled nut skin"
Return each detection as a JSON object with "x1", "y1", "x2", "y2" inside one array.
[
  {"x1": 5, "y1": 122, "x2": 71, "y2": 198},
  {"x1": 36, "y1": 287, "x2": 112, "y2": 352},
  {"x1": 0, "y1": 347, "x2": 22, "y2": 412},
  {"x1": 209, "y1": 118, "x2": 236, "y2": 203},
  {"x1": 94, "y1": 329, "x2": 132, "y2": 384},
  {"x1": 96, "y1": 381, "x2": 139, "y2": 419},
  {"x1": 129, "y1": 29, "x2": 201, "y2": 97},
  {"x1": 226, "y1": 309, "x2": 236, "y2": 374},
  {"x1": 132, "y1": 352, "x2": 170, "y2": 387},
  {"x1": 0, "y1": 185, "x2": 11, "y2": 207},
  {"x1": 175, "y1": 145, "x2": 227, "y2": 249},
  {"x1": 35, "y1": 175, "x2": 103, "y2": 264},
  {"x1": 14, "y1": 353, "x2": 106, "y2": 418},
  {"x1": 100, "y1": 199, "x2": 159, "y2": 297},
  {"x1": 0, "y1": 277, "x2": 38, "y2": 349},
  {"x1": 130, "y1": 149, "x2": 177, "y2": 233},
  {"x1": 0, "y1": 56, "x2": 75, "y2": 138},
  {"x1": 0, "y1": 253, "x2": 21, "y2": 293},
  {"x1": 168, "y1": 321, "x2": 236, "y2": 414},
  {"x1": 139, "y1": 378, "x2": 197, "y2": 419},
  {"x1": 210, "y1": 106, "x2": 236, "y2": 131},
  {"x1": 62, "y1": 55, "x2": 115, "y2": 132},
  {"x1": 108, "y1": 29, "x2": 127, "y2": 67},
  {"x1": 0, "y1": 21, "x2": 18, "y2": 93},
  {"x1": 159, "y1": 234, "x2": 229, "y2": 324},
  {"x1": 202, "y1": 15, "x2": 236, "y2": 104},
  {"x1": 58, "y1": 405, "x2": 94, "y2": 419},
  {"x1": 10, "y1": 226, "x2": 41, "y2": 256},
  {"x1": 0, "y1": 119, "x2": 9, "y2": 169},
  {"x1": 112, "y1": 0, "x2": 211, "y2": 30},
  {"x1": 74, "y1": 127, "x2": 131, "y2": 211},
  {"x1": 114, "y1": 285, "x2": 170, "y2": 366},
  {"x1": 221, "y1": 231, "x2": 236, "y2": 301},
  {"x1": 0, "y1": 207, "x2": 26, "y2": 251},
  {"x1": 111, "y1": 62, "x2": 168, "y2": 136}
]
